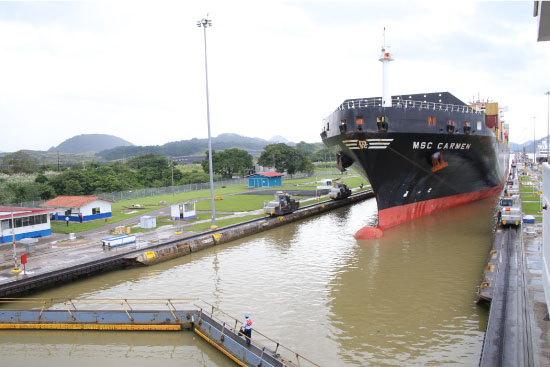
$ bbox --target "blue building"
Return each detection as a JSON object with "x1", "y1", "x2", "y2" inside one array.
[{"x1": 247, "y1": 172, "x2": 284, "y2": 187}]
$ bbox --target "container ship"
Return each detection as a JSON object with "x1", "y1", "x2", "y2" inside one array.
[{"x1": 321, "y1": 42, "x2": 509, "y2": 239}]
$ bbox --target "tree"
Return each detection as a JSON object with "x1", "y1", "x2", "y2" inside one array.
[
  {"x1": 128, "y1": 154, "x2": 172, "y2": 187},
  {"x1": 48, "y1": 170, "x2": 88, "y2": 195},
  {"x1": 201, "y1": 149, "x2": 253, "y2": 178},
  {"x1": 2, "y1": 151, "x2": 38, "y2": 173},
  {"x1": 64, "y1": 179, "x2": 84, "y2": 195},
  {"x1": 35, "y1": 174, "x2": 48, "y2": 184},
  {"x1": 257, "y1": 144, "x2": 314, "y2": 175},
  {"x1": 128, "y1": 153, "x2": 169, "y2": 171}
]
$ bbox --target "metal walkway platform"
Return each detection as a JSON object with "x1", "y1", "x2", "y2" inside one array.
[{"x1": 0, "y1": 298, "x2": 319, "y2": 367}]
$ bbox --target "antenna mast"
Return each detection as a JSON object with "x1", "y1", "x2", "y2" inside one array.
[{"x1": 379, "y1": 27, "x2": 394, "y2": 108}]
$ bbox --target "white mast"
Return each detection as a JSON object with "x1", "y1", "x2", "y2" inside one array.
[{"x1": 379, "y1": 28, "x2": 393, "y2": 108}]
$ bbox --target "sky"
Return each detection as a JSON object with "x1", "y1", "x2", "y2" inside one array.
[{"x1": 0, "y1": 0, "x2": 549, "y2": 152}]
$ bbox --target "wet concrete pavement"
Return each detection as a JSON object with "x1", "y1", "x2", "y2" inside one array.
[{"x1": 522, "y1": 222, "x2": 550, "y2": 365}]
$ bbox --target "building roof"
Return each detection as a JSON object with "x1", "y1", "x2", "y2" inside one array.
[
  {"x1": 40, "y1": 195, "x2": 115, "y2": 209},
  {"x1": 248, "y1": 172, "x2": 285, "y2": 178},
  {"x1": 0, "y1": 206, "x2": 53, "y2": 220}
]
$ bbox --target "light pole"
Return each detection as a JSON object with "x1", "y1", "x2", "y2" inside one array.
[
  {"x1": 546, "y1": 91, "x2": 550, "y2": 162},
  {"x1": 10, "y1": 212, "x2": 21, "y2": 274},
  {"x1": 533, "y1": 116, "x2": 537, "y2": 165},
  {"x1": 197, "y1": 16, "x2": 217, "y2": 229}
]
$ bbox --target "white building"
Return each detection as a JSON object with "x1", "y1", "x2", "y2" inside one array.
[
  {"x1": 171, "y1": 202, "x2": 196, "y2": 220},
  {"x1": 0, "y1": 206, "x2": 53, "y2": 243},
  {"x1": 40, "y1": 196, "x2": 114, "y2": 222}
]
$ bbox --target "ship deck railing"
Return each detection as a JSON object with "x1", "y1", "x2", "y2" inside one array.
[
  {"x1": 336, "y1": 97, "x2": 480, "y2": 114},
  {"x1": 0, "y1": 297, "x2": 320, "y2": 367}
]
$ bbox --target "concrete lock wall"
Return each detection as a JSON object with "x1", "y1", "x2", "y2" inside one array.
[{"x1": 542, "y1": 163, "x2": 550, "y2": 312}]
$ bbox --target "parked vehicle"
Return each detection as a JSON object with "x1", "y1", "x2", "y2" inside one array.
[
  {"x1": 504, "y1": 178, "x2": 520, "y2": 196},
  {"x1": 329, "y1": 182, "x2": 352, "y2": 200},
  {"x1": 497, "y1": 195, "x2": 522, "y2": 227},
  {"x1": 263, "y1": 191, "x2": 299, "y2": 216}
]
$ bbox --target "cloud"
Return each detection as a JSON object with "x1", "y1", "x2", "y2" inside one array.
[{"x1": 0, "y1": 1, "x2": 548, "y2": 152}]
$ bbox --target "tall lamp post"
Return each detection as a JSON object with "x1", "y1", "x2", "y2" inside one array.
[
  {"x1": 546, "y1": 91, "x2": 550, "y2": 162},
  {"x1": 197, "y1": 16, "x2": 217, "y2": 229},
  {"x1": 10, "y1": 212, "x2": 21, "y2": 274},
  {"x1": 533, "y1": 116, "x2": 537, "y2": 167}
]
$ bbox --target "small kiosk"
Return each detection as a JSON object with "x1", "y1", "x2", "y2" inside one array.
[{"x1": 171, "y1": 202, "x2": 196, "y2": 220}]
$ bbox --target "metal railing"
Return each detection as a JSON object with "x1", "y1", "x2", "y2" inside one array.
[
  {"x1": 542, "y1": 163, "x2": 550, "y2": 314},
  {"x1": 0, "y1": 297, "x2": 320, "y2": 367},
  {"x1": 336, "y1": 97, "x2": 479, "y2": 114},
  {"x1": 0, "y1": 297, "x2": 199, "y2": 311},
  {"x1": 197, "y1": 300, "x2": 320, "y2": 367}
]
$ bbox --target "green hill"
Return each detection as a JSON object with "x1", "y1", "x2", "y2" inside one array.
[
  {"x1": 96, "y1": 133, "x2": 286, "y2": 160},
  {"x1": 49, "y1": 134, "x2": 134, "y2": 154}
]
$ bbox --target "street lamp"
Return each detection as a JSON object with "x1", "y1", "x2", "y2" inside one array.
[
  {"x1": 10, "y1": 212, "x2": 21, "y2": 274},
  {"x1": 197, "y1": 16, "x2": 217, "y2": 229},
  {"x1": 533, "y1": 116, "x2": 537, "y2": 167},
  {"x1": 546, "y1": 91, "x2": 550, "y2": 162}
]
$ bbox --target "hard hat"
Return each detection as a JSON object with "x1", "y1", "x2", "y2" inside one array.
[{"x1": 244, "y1": 314, "x2": 249, "y2": 318}]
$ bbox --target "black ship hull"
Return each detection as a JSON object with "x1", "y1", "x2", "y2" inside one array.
[{"x1": 322, "y1": 92, "x2": 509, "y2": 230}]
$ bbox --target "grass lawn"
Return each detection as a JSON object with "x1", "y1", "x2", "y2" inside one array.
[
  {"x1": 50, "y1": 170, "x2": 369, "y2": 235},
  {"x1": 281, "y1": 175, "x2": 334, "y2": 186},
  {"x1": 114, "y1": 185, "x2": 250, "y2": 208},
  {"x1": 521, "y1": 193, "x2": 540, "y2": 201},
  {"x1": 196, "y1": 195, "x2": 273, "y2": 212},
  {"x1": 51, "y1": 219, "x2": 115, "y2": 234},
  {"x1": 187, "y1": 214, "x2": 266, "y2": 232},
  {"x1": 520, "y1": 185, "x2": 539, "y2": 194},
  {"x1": 192, "y1": 213, "x2": 229, "y2": 221},
  {"x1": 522, "y1": 201, "x2": 542, "y2": 215},
  {"x1": 129, "y1": 216, "x2": 173, "y2": 233},
  {"x1": 51, "y1": 185, "x2": 253, "y2": 234},
  {"x1": 340, "y1": 176, "x2": 369, "y2": 189}
]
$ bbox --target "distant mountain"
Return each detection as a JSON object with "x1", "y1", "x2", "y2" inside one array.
[
  {"x1": 49, "y1": 134, "x2": 134, "y2": 154},
  {"x1": 270, "y1": 135, "x2": 290, "y2": 144},
  {"x1": 510, "y1": 136, "x2": 550, "y2": 153},
  {"x1": 97, "y1": 133, "x2": 293, "y2": 161}
]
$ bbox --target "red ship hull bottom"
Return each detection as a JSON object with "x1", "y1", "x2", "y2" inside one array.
[
  {"x1": 355, "y1": 184, "x2": 503, "y2": 239},
  {"x1": 378, "y1": 184, "x2": 502, "y2": 229}
]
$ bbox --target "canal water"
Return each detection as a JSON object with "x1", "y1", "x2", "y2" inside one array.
[{"x1": 0, "y1": 197, "x2": 498, "y2": 366}]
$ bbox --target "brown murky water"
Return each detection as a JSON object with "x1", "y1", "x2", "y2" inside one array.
[{"x1": 0, "y1": 197, "x2": 497, "y2": 366}]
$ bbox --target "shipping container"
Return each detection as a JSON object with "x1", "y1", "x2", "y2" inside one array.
[
  {"x1": 486, "y1": 114, "x2": 498, "y2": 128},
  {"x1": 485, "y1": 102, "x2": 499, "y2": 115}
]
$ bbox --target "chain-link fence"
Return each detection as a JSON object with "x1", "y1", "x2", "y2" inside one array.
[{"x1": 9, "y1": 170, "x2": 341, "y2": 208}]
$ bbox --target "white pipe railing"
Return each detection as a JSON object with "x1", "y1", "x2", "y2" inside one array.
[{"x1": 336, "y1": 97, "x2": 480, "y2": 114}]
